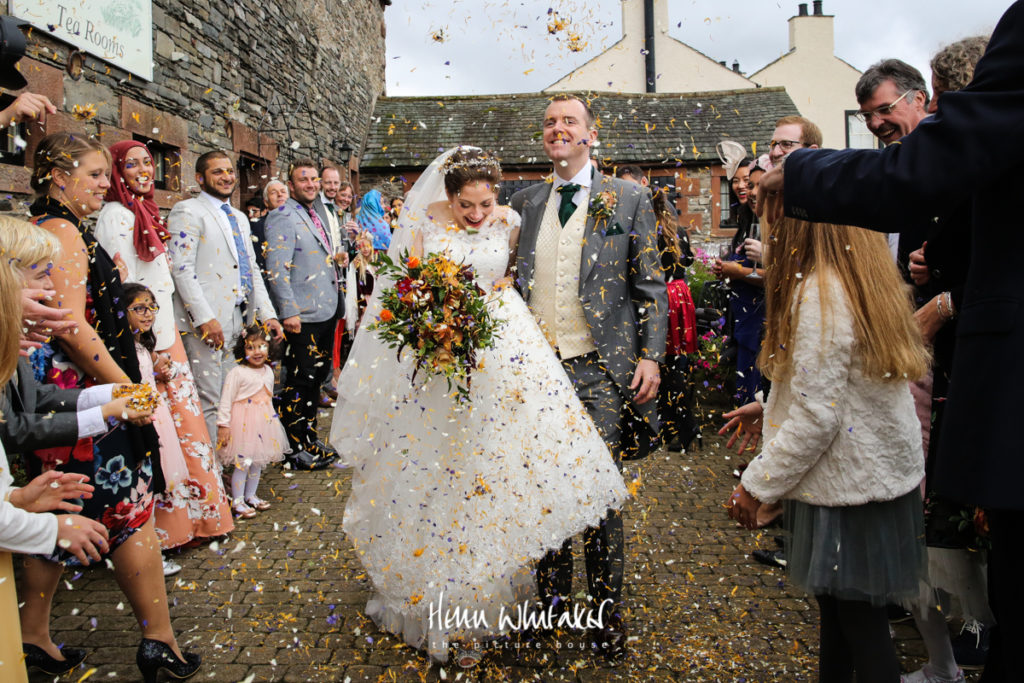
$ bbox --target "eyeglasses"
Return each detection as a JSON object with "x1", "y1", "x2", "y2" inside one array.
[
  {"x1": 768, "y1": 139, "x2": 808, "y2": 152},
  {"x1": 853, "y1": 90, "x2": 914, "y2": 122},
  {"x1": 128, "y1": 304, "x2": 159, "y2": 315}
]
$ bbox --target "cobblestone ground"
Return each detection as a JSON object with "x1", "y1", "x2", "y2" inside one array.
[{"x1": 34, "y1": 413, "x2": 963, "y2": 682}]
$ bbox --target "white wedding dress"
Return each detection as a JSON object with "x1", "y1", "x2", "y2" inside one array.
[{"x1": 330, "y1": 149, "x2": 627, "y2": 662}]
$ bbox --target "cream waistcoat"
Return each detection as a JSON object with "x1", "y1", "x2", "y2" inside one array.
[{"x1": 529, "y1": 187, "x2": 597, "y2": 359}]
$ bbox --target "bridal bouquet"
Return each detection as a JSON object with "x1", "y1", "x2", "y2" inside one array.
[{"x1": 370, "y1": 250, "x2": 500, "y2": 401}]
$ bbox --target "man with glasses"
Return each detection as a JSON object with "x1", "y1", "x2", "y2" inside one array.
[
  {"x1": 853, "y1": 59, "x2": 930, "y2": 146},
  {"x1": 768, "y1": 115, "x2": 822, "y2": 168},
  {"x1": 853, "y1": 60, "x2": 931, "y2": 276}
]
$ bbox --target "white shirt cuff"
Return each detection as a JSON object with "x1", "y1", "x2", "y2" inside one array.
[
  {"x1": 77, "y1": 384, "x2": 114, "y2": 411},
  {"x1": 78, "y1": 406, "x2": 108, "y2": 439}
]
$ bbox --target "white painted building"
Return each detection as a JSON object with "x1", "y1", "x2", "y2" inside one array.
[
  {"x1": 545, "y1": 0, "x2": 873, "y2": 150},
  {"x1": 749, "y1": 1, "x2": 876, "y2": 149},
  {"x1": 545, "y1": 0, "x2": 751, "y2": 94}
]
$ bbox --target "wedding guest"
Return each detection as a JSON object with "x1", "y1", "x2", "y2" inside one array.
[
  {"x1": 94, "y1": 140, "x2": 235, "y2": 563},
  {"x1": 264, "y1": 158, "x2": 340, "y2": 470},
  {"x1": 166, "y1": 151, "x2": 282, "y2": 447},
  {"x1": 119, "y1": 282, "x2": 192, "y2": 577},
  {"x1": 0, "y1": 217, "x2": 118, "y2": 679},
  {"x1": 356, "y1": 189, "x2": 392, "y2": 252},
  {"x1": 251, "y1": 179, "x2": 289, "y2": 275},
  {"x1": 25, "y1": 132, "x2": 200, "y2": 681},
  {"x1": 216, "y1": 323, "x2": 288, "y2": 518},
  {"x1": 343, "y1": 231, "x2": 376, "y2": 334},
  {"x1": 725, "y1": 217, "x2": 929, "y2": 682},
  {"x1": 900, "y1": 36, "x2": 992, "y2": 683}
]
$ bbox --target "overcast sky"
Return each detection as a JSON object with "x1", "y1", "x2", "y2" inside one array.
[{"x1": 385, "y1": 0, "x2": 1010, "y2": 97}]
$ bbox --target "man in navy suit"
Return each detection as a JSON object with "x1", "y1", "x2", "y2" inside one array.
[
  {"x1": 760, "y1": 4, "x2": 1024, "y2": 677},
  {"x1": 264, "y1": 159, "x2": 342, "y2": 470}
]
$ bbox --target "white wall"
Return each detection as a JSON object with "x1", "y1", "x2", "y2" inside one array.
[
  {"x1": 749, "y1": 14, "x2": 864, "y2": 149},
  {"x1": 546, "y1": 0, "x2": 752, "y2": 93}
]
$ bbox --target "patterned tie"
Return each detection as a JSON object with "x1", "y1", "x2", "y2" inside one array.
[
  {"x1": 220, "y1": 204, "x2": 253, "y2": 302},
  {"x1": 557, "y1": 183, "x2": 581, "y2": 227},
  {"x1": 307, "y1": 205, "x2": 332, "y2": 251}
]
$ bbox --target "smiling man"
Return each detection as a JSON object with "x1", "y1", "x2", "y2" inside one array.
[
  {"x1": 854, "y1": 59, "x2": 930, "y2": 147},
  {"x1": 510, "y1": 94, "x2": 666, "y2": 662},
  {"x1": 264, "y1": 158, "x2": 342, "y2": 471}
]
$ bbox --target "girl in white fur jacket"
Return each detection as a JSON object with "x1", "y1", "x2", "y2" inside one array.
[{"x1": 723, "y1": 217, "x2": 930, "y2": 683}]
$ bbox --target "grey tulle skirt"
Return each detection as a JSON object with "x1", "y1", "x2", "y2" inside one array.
[{"x1": 784, "y1": 488, "x2": 927, "y2": 607}]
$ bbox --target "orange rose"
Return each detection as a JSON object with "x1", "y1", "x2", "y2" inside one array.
[
  {"x1": 407, "y1": 256, "x2": 421, "y2": 269},
  {"x1": 380, "y1": 309, "x2": 394, "y2": 322}
]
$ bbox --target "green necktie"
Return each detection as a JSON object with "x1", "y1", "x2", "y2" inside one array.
[{"x1": 557, "y1": 183, "x2": 581, "y2": 226}]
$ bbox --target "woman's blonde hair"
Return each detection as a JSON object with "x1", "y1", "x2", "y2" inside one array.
[
  {"x1": 352, "y1": 231, "x2": 375, "y2": 281},
  {"x1": 758, "y1": 217, "x2": 929, "y2": 383},
  {"x1": 0, "y1": 217, "x2": 61, "y2": 385},
  {"x1": 30, "y1": 131, "x2": 111, "y2": 196}
]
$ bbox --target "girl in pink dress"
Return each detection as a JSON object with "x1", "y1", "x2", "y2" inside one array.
[
  {"x1": 216, "y1": 324, "x2": 288, "y2": 519},
  {"x1": 122, "y1": 283, "x2": 191, "y2": 575}
]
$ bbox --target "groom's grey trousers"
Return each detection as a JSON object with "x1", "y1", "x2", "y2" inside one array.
[{"x1": 536, "y1": 351, "x2": 625, "y2": 615}]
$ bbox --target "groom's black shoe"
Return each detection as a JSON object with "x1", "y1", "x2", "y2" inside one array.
[
  {"x1": 593, "y1": 613, "x2": 628, "y2": 663},
  {"x1": 286, "y1": 449, "x2": 336, "y2": 471},
  {"x1": 309, "y1": 440, "x2": 339, "y2": 460}
]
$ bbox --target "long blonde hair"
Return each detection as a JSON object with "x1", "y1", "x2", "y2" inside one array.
[
  {"x1": 0, "y1": 217, "x2": 61, "y2": 385},
  {"x1": 758, "y1": 217, "x2": 929, "y2": 383}
]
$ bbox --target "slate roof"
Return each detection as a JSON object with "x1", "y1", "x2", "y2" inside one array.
[{"x1": 361, "y1": 87, "x2": 799, "y2": 171}]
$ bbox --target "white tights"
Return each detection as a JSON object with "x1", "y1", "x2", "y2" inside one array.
[
  {"x1": 909, "y1": 601, "x2": 959, "y2": 679},
  {"x1": 230, "y1": 463, "x2": 264, "y2": 504}
]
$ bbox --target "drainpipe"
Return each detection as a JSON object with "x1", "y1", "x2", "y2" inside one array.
[{"x1": 644, "y1": 0, "x2": 656, "y2": 93}]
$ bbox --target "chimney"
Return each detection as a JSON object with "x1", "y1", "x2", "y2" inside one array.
[
  {"x1": 798, "y1": 3, "x2": 808, "y2": 16},
  {"x1": 718, "y1": 60, "x2": 727, "y2": 67},
  {"x1": 789, "y1": 1, "x2": 834, "y2": 53},
  {"x1": 813, "y1": 0, "x2": 823, "y2": 15},
  {"x1": 732, "y1": 61, "x2": 741, "y2": 73}
]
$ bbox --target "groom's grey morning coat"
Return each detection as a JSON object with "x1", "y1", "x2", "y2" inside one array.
[{"x1": 511, "y1": 170, "x2": 668, "y2": 444}]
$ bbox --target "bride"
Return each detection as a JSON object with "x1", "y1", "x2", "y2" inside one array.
[{"x1": 330, "y1": 147, "x2": 628, "y2": 666}]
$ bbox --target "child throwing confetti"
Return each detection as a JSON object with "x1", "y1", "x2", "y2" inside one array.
[{"x1": 216, "y1": 323, "x2": 288, "y2": 519}]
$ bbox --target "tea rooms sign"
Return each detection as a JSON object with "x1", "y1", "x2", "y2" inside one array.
[{"x1": 9, "y1": 0, "x2": 153, "y2": 80}]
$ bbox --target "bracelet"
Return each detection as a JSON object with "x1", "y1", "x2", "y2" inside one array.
[
  {"x1": 942, "y1": 291, "x2": 956, "y2": 319},
  {"x1": 936, "y1": 291, "x2": 954, "y2": 320}
]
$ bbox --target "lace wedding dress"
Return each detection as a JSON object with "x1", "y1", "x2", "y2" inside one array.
[{"x1": 330, "y1": 181, "x2": 628, "y2": 661}]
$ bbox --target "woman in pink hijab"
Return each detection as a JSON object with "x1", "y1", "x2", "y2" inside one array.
[{"x1": 94, "y1": 140, "x2": 234, "y2": 574}]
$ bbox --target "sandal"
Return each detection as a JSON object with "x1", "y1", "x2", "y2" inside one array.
[
  {"x1": 246, "y1": 497, "x2": 271, "y2": 511},
  {"x1": 454, "y1": 643, "x2": 483, "y2": 669},
  {"x1": 232, "y1": 500, "x2": 257, "y2": 519}
]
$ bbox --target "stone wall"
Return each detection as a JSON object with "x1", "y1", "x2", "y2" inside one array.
[{"x1": 3, "y1": 0, "x2": 388, "y2": 209}]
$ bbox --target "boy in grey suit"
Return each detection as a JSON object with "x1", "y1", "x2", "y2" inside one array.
[{"x1": 510, "y1": 94, "x2": 667, "y2": 660}]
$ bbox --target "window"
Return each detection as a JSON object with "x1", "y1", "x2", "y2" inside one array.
[
  {"x1": 132, "y1": 135, "x2": 180, "y2": 191},
  {"x1": 237, "y1": 153, "x2": 272, "y2": 209},
  {"x1": 0, "y1": 94, "x2": 25, "y2": 166},
  {"x1": 497, "y1": 177, "x2": 544, "y2": 205},
  {"x1": 845, "y1": 111, "x2": 878, "y2": 150},
  {"x1": 718, "y1": 175, "x2": 735, "y2": 227}
]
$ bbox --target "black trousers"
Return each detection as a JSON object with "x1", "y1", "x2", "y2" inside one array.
[
  {"x1": 278, "y1": 319, "x2": 335, "y2": 452},
  {"x1": 536, "y1": 353, "x2": 625, "y2": 616},
  {"x1": 979, "y1": 508, "x2": 1024, "y2": 683},
  {"x1": 815, "y1": 594, "x2": 899, "y2": 682}
]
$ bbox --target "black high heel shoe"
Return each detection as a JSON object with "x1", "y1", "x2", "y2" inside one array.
[
  {"x1": 136, "y1": 638, "x2": 201, "y2": 683},
  {"x1": 22, "y1": 642, "x2": 87, "y2": 675}
]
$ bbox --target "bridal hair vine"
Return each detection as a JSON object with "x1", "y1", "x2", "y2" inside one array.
[{"x1": 441, "y1": 152, "x2": 503, "y2": 177}]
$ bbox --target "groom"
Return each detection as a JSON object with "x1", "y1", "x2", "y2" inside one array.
[{"x1": 510, "y1": 93, "x2": 667, "y2": 660}]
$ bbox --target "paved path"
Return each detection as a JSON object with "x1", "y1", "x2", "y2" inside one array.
[{"x1": 36, "y1": 420, "x2": 950, "y2": 682}]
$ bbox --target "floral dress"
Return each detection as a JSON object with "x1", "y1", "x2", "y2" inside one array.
[{"x1": 31, "y1": 198, "x2": 157, "y2": 565}]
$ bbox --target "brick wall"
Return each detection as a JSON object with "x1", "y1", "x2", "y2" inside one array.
[{"x1": 4, "y1": 0, "x2": 387, "y2": 209}]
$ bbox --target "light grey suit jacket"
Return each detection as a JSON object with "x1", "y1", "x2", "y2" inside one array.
[
  {"x1": 167, "y1": 194, "x2": 276, "y2": 333},
  {"x1": 264, "y1": 198, "x2": 340, "y2": 323},
  {"x1": 511, "y1": 171, "x2": 668, "y2": 442}
]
